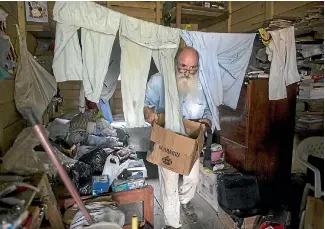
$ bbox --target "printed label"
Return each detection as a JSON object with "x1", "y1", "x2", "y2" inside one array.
[
  {"x1": 162, "y1": 156, "x2": 172, "y2": 166},
  {"x1": 159, "y1": 145, "x2": 180, "y2": 157}
]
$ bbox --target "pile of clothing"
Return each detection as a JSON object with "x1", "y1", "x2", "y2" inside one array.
[
  {"x1": 46, "y1": 109, "x2": 143, "y2": 195},
  {"x1": 1, "y1": 109, "x2": 146, "y2": 196}
]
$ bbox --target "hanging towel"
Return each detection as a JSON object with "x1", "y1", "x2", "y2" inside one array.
[
  {"x1": 181, "y1": 31, "x2": 255, "y2": 130},
  {"x1": 119, "y1": 15, "x2": 183, "y2": 133},
  {"x1": 266, "y1": 26, "x2": 300, "y2": 100},
  {"x1": 53, "y1": 1, "x2": 121, "y2": 102},
  {"x1": 100, "y1": 37, "x2": 121, "y2": 103},
  {"x1": 15, "y1": 25, "x2": 57, "y2": 122}
]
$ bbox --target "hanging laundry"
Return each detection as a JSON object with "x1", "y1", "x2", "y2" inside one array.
[
  {"x1": 53, "y1": 1, "x2": 121, "y2": 102},
  {"x1": 266, "y1": 26, "x2": 300, "y2": 100},
  {"x1": 100, "y1": 37, "x2": 121, "y2": 103},
  {"x1": 119, "y1": 15, "x2": 184, "y2": 133},
  {"x1": 181, "y1": 31, "x2": 255, "y2": 130}
]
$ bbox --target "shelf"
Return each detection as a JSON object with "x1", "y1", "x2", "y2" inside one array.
[
  {"x1": 26, "y1": 22, "x2": 55, "y2": 39},
  {"x1": 168, "y1": 3, "x2": 229, "y2": 30}
]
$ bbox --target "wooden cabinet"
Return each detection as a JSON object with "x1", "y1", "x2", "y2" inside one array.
[{"x1": 220, "y1": 79, "x2": 297, "y2": 184}]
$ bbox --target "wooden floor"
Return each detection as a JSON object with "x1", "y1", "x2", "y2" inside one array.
[{"x1": 121, "y1": 178, "x2": 226, "y2": 229}]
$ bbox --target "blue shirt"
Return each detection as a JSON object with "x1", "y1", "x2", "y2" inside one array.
[{"x1": 144, "y1": 73, "x2": 213, "y2": 125}]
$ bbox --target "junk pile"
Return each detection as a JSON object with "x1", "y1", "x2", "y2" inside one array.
[{"x1": 1, "y1": 109, "x2": 148, "y2": 196}]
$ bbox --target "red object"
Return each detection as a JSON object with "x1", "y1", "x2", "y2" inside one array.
[
  {"x1": 85, "y1": 97, "x2": 98, "y2": 109},
  {"x1": 16, "y1": 187, "x2": 28, "y2": 192},
  {"x1": 259, "y1": 223, "x2": 285, "y2": 229}
]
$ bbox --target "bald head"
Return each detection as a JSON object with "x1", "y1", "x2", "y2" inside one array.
[{"x1": 176, "y1": 47, "x2": 199, "y2": 68}]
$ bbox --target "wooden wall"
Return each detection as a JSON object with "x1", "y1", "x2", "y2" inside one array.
[
  {"x1": 0, "y1": 80, "x2": 27, "y2": 156},
  {"x1": 0, "y1": 2, "x2": 39, "y2": 156},
  {"x1": 107, "y1": 1, "x2": 162, "y2": 24},
  {"x1": 0, "y1": 2, "x2": 37, "y2": 54},
  {"x1": 204, "y1": 1, "x2": 320, "y2": 33},
  {"x1": 58, "y1": 81, "x2": 81, "y2": 113},
  {"x1": 110, "y1": 81, "x2": 123, "y2": 115}
]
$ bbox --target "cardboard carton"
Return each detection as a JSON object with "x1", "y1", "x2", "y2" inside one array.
[{"x1": 146, "y1": 116, "x2": 204, "y2": 175}]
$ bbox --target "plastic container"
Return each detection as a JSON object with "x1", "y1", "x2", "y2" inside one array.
[{"x1": 82, "y1": 222, "x2": 123, "y2": 229}]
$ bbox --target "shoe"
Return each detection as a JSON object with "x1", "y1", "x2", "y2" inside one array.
[
  {"x1": 182, "y1": 202, "x2": 195, "y2": 215},
  {"x1": 163, "y1": 226, "x2": 181, "y2": 229},
  {"x1": 181, "y1": 202, "x2": 198, "y2": 222}
]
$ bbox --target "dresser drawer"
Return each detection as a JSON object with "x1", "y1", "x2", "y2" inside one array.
[
  {"x1": 219, "y1": 107, "x2": 247, "y2": 146},
  {"x1": 221, "y1": 137, "x2": 247, "y2": 172}
]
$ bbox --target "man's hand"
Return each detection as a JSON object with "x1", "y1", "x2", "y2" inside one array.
[
  {"x1": 199, "y1": 118, "x2": 212, "y2": 131},
  {"x1": 144, "y1": 107, "x2": 158, "y2": 125}
]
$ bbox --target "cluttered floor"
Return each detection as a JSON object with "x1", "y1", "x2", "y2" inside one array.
[{"x1": 0, "y1": 110, "x2": 230, "y2": 229}]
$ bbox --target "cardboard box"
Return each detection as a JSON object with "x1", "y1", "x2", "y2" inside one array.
[
  {"x1": 197, "y1": 163, "x2": 219, "y2": 212},
  {"x1": 146, "y1": 118, "x2": 204, "y2": 175},
  {"x1": 218, "y1": 204, "x2": 259, "y2": 229}
]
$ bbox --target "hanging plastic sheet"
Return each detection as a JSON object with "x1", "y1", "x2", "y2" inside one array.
[{"x1": 14, "y1": 25, "x2": 57, "y2": 122}]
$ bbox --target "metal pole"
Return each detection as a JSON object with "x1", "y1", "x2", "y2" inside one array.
[{"x1": 25, "y1": 108, "x2": 94, "y2": 225}]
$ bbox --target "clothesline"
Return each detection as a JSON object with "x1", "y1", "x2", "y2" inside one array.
[{"x1": 51, "y1": 1, "x2": 299, "y2": 131}]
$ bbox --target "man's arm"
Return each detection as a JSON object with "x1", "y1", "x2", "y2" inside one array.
[{"x1": 144, "y1": 76, "x2": 160, "y2": 124}]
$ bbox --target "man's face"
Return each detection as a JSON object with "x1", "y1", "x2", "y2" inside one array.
[{"x1": 175, "y1": 53, "x2": 199, "y2": 97}]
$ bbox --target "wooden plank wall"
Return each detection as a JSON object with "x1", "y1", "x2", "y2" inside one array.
[
  {"x1": 0, "y1": 2, "x2": 39, "y2": 156},
  {"x1": 0, "y1": 2, "x2": 37, "y2": 54},
  {"x1": 0, "y1": 80, "x2": 27, "y2": 156},
  {"x1": 110, "y1": 81, "x2": 123, "y2": 115},
  {"x1": 107, "y1": 1, "x2": 162, "y2": 24},
  {"x1": 204, "y1": 1, "x2": 319, "y2": 33},
  {"x1": 58, "y1": 81, "x2": 81, "y2": 113}
]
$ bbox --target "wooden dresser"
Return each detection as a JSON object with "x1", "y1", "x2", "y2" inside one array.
[{"x1": 219, "y1": 78, "x2": 297, "y2": 185}]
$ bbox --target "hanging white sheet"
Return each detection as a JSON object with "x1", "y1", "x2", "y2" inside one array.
[
  {"x1": 53, "y1": 1, "x2": 121, "y2": 102},
  {"x1": 15, "y1": 26, "x2": 57, "y2": 122},
  {"x1": 119, "y1": 15, "x2": 184, "y2": 133},
  {"x1": 181, "y1": 31, "x2": 255, "y2": 130}
]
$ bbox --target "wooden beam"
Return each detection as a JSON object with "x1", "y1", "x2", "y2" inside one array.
[
  {"x1": 265, "y1": 1, "x2": 274, "y2": 20},
  {"x1": 26, "y1": 23, "x2": 52, "y2": 32},
  {"x1": 228, "y1": 1, "x2": 232, "y2": 32},
  {"x1": 111, "y1": 6, "x2": 156, "y2": 19},
  {"x1": 176, "y1": 3, "x2": 181, "y2": 28},
  {"x1": 109, "y1": 1, "x2": 157, "y2": 9},
  {"x1": 106, "y1": 1, "x2": 111, "y2": 9},
  {"x1": 17, "y1": 1, "x2": 26, "y2": 40},
  {"x1": 156, "y1": 1, "x2": 162, "y2": 24}
]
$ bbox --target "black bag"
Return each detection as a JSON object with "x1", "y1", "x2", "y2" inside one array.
[
  {"x1": 217, "y1": 173, "x2": 260, "y2": 217},
  {"x1": 188, "y1": 119, "x2": 213, "y2": 169}
]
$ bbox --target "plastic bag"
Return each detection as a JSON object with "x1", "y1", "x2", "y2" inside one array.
[
  {"x1": 70, "y1": 203, "x2": 125, "y2": 229},
  {"x1": 102, "y1": 155, "x2": 131, "y2": 186},
  {"x1": 47, "y1": 118, "x2": 70, "y2": 140},
  {"x1": 35, "y1": 147, "x2": 76, "y2": 177},
  {"x1": 1, "y1": 128, "x2": 45, "y2": 175},
  {"x1": 15, "y1": 25, "x2": 57, "y2": 123},
  {"x1": 78, "y1": 149, "x2": 110, "y2": 173}
]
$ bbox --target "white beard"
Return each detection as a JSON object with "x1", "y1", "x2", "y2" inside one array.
[{"x1": 176, "y1": 71, "x2": 199, "y2": 99}]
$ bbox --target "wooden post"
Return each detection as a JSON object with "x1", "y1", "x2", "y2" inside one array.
[
  {"x1": 176, "y1": 3, "x2": 181, "y2": 28},
  {"x1": 265, "y1": 1, "x2": 274, "y2": 21},
  {"x1": 227, "y1": 1, "x2": 232, "y2": 33},
  {"x1": 17, "y1": 1, "x2": 26, "y2": 41},
  {"x1": 106, "y1": 1, "x2": 111, "y2": 9},
  {"x1": 156, "y1": 1, "x2": 162, "y2": 24}
]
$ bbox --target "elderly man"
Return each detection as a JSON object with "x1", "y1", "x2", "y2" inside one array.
[{"x1": 143, "y1": 47, "x2": 213, "y2": 229}]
